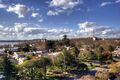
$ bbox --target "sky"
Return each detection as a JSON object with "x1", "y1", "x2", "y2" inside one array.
[{"x1": 0, "y1": 0, "x2": 120, "y2": 40}]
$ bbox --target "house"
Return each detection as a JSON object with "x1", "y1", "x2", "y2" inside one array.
[
  {"x1": 112, "y1": 47, "x2": 120, "y2": 57},
  {"x1": 13, "y1": 52, "x2": 26, "y2": 64},
  {"x1": 26, "y1": 52, "x2": 34, "y2": 55},
  {"x1": 0, "y1": 48, "x2": 5, "y2": 56},
  {"x1": 80, "y1": 45, "x2": 92, "y2": 51},
  {"x1": 64, "y1": 46, "x2": 72, "y2": 50},
  {"x1": 18, "y1": 57, "x2": 26, "y2": 64},
  {"x1": 9, "y1": 47, "x2": 19, "y2": 52},
  {"x1": 92, "y1": 36, "x2": 97, "y2": 41},
  {"x1": 26, "y1": 50, "x2": 44, "y2": 55}
]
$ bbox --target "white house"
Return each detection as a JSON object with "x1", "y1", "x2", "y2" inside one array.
[
  {"x1": 18, "y1": 57, "x2": 26, "y2": 64},
  {"x1": 9, "y1": 47, "x2": 19, "y2": 52},
  {"x1": 13, "y1": 52, "x2": 26, "y2": 64},
  {"x1": 0, "y1": 49, "x2": 5, "y2": 56},
  {"x1": 113, "y1": 47, "x2": 120, "y2": 57},
  {"x1": 13, "y1": 52, "x2": 19, "y2": 60}
]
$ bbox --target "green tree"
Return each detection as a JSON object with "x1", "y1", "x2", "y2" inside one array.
[
  {"x1": 35, "y1": 57, "x2": 52, "y2": 78},
  {"x1": 71, "y1": 47, "x2": 80, "y2": 59},
  {"x1": 0, "y1": 57, "x2": 4, "y2": 73},
  {"x1": 62, "y1": 49, "x2": 76, "y2": 70},
  {"x1": 22, "y1": 44, "x2": 31, "y2": 52},
  {"x1": 53, "y1": 49, "x2": 77, "y2": 71},
  {"x1": 107, "y1": 45, "x2": 114, "y2": 52},
  {"x1": 45, "y1": 40, "x2": 55, "y2": 50},
  {"x1": 3, "y1": 56, "x2": 17, "y2": 80},
  {"x1": 96, "y1": 46, "x2": 104, "y2": 60},
  {"x1": 18, "y1": 62, "x2": 43, "y2": 80},
  {"x1": 53, "y1": 53, "x2": 65, "y2": 69},
  {"x1": 96, "y1": 46, "x2": 104, "y2": 65},
  {"x1": 62, "y1": 35, "x2": 70, "y2": 46},
  {"x1": 79, "y1": 51, "x2": 96, "y2": 61},
  {"x1": 18, "y1": 57, "x2": 52, "y2": 80}
]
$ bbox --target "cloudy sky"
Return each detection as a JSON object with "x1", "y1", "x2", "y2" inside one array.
[{"x1": 0, "y1": 0, "x2": 120, "y2": 40}]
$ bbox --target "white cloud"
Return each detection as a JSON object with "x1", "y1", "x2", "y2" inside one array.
[
  {"x1": 78, "y1": 21, "x2": 96, "y2": 29},
  {"x1": 0, "y1": 3, "x2": 7, "y2": 8},
  {"x1": 49, "y1": 0, "x2": 82, "y2": 10},
  {"x1": 48, "y1": 28, "x2": 72, "y2": 34},
  {"x1": 47, "y1": 0, "x2": 83, "y2": 16},
  {"x1": 100, "y1": 2, "x2": 113, "y2": 7},
  {"x1": 77, "y1": 21, "x2": 116, "y2": 37},
  {"x1": 31, "y1": 12, "x2": 39, "y2": 18},
  {"x1": 14, "y1": 23, "x2": 26, "y2": 32},
  {"x1": 47, "y1": 9, "x2": 64, "y2": 16},
  {"x1": 0, "y1": 25, "x2": 3, "y2": 29},
  {"x1": 115, "y1": 0, "x2": 120, "y2": 3},
  {"x1": 7, "y1": 4, "x2": 30, "y2": 18},
  {"x1": 31, "y1": 12, "x2": 43, "y2": 22},
  {"x1": 38, "y1": 18, "x2": 43, "y2": 22},
  {"x1": 100, "y1": 0, "x2": 120, "y2": 7},
  {"x1": 0, "y1": 22, "x2": 119, "y2": 40},
  {"x1": 0, "y1": 23, "x2": 74, "y2": 40},
  {"x1": 47, "y1": 10, "x2": 59, "y2": 16}
]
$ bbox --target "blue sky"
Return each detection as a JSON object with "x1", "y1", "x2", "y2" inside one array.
[{"x1": 0, "y1": 0, "x2": 120, "y2": 40}]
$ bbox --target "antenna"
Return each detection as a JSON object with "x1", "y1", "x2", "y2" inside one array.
[{"x1": 92, "y1": 28, "x2": 95, "y2": 37}]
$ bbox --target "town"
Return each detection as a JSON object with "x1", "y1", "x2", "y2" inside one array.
[
  {"x1": 0, "y1": 0, "x2": 120, "y2": 79},
  {"x1": 0, "y1": 35, "x2": 120, "y2": 80}
]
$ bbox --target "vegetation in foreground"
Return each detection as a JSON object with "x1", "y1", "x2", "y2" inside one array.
[{"x1": 0, "y1": 35, "x2": 120, "y2": 80}]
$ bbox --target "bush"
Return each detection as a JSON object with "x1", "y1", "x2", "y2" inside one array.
[{"x1": 95, "y1": 69, "x2": 109, "y2": 80}]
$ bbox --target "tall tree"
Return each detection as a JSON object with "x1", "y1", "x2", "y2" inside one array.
[
  {"x1": 62, "y1": 35, "x2": 70, "y2": 46},
  {"x1": 96, "y1": 46, "x2": 104, "y2": 65},
  {"x1": 62, "y1": 49, "x2": 76, "y2": 70},
  {"x1": 3, "y1": 56, "x2": 17, "y2": 80},
  {"x1": 107, "y1": 45, "x2": 114, "y2": 52},
  {"x1": 71, "y1": 47, "x2": 80, "y2": 59}
]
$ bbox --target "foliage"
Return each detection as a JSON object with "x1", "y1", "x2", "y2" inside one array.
[
  {"x1": 62, "y1": 35, "x2": 70, "y2": 46},
  {"x1": 70, "y1": 47, "x2": 80, "y2": 59},
  {"x1": 95, "y1": 70, "x2": 109, "y2": 80},
  {"x1": 106, "y1": 45, "x2": 114, "y2": 52},
  {"x1": 45, "y1": 40, "x2": 55, "y2": 50},
  {"x1": 17, "y1": 57, "x2": 52, "y2": 80},
  {"x1": 3, "y1": 56, "x2": 18, "y2": 80},
  {"x1": 0, "y1": 57, "x2": 4, "y2": 72},
  {"x1": 22, "y1": 44, "x2": 31, "y2": 52},
  {"x1": 79, "y1": 51, "x2": 96, "y2": 61},
  {"x1": 26, "y1": 55, "x2": 33, "y2": 60}
]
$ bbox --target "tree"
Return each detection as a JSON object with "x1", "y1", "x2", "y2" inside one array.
[
  {"x1": 53, "y1": 53, "x2": 64, "y2": 69},
  {"x1": 96, "y1": 46, "x2": 104, "y2": 64},
  {"x1": 36, "y1": 57, "x2": 52, "y2": 78},
  {"x1": 18, "y1": 57, "x2": 52, "y2": 80},
  {"x1": 22, "y1": 44, "x2": 31, "y2": 52},
  {"x1": 71, "y1": 47, "x2": 80, "y2": 59},
  {"x1": 0, "y1": 57, "x2": 4, "y2": 73},
  {"x1": 77, "y1": 63, "x2": 89, "y2": 70},
  {"x1": 79, "y1": 51, "x2": 96, "y2": 61},
  {"x1": 97, "y1": 46, "x2": 104, "y2": 53},
  {"x1": 18, "y1": 61, "x2": 43, "y2": 80},
  {"x1": 107, "y1": 45, "x2": 114, "y2": 52},
  {"x1": 53, "y1": 49, "x2": 77, "y2": 70},
  {"x1": 62, "y1": 49, "x2": 76, "y2": 69},
  {"x1": 45, "y1": 40, "x2": 55, "y2": 50},
  {"x1": 62, "y1": 35, "x2": 70, "y2": 46},
  {"x1": 95, "y1": 70, "x2": 109, "y2": 80},
  {"x1": 3, "y1": 56, "x2": 17, "y2": 80}
]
